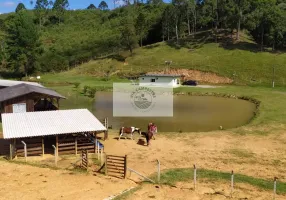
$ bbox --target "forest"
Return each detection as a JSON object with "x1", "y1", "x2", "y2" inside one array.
[{"x1": 0, "y1": 0, "x2": 286, "y2": 77}]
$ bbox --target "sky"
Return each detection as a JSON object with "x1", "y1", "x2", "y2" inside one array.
[{"x1": 0, "y1": 0, "x2": 118, "y2": 14}]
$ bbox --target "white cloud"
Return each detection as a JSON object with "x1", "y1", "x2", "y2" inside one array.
[{"x1": 0, "y1": 1, "x2": 17, "y2": 7}]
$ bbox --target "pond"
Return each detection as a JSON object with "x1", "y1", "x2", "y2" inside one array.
[{"x1": 73, "y1": 92, "x2": 256, "y2": 132}]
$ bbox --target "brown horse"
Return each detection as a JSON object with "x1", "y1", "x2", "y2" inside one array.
[{"x1": 118, "y1": 127, "x2": 141, "y2": 140}]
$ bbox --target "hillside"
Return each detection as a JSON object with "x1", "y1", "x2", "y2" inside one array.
[{"x1": 41, "y1": 31, "x2": 286, "y2": 87}]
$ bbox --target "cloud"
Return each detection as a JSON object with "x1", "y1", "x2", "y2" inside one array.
[{"x1": 0, "y1": 1, "x2": 17, "y2": 7}]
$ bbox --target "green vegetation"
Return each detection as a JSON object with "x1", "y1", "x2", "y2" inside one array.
[
  {"x1": 1, "y1": 0, "x2": 286, "y2": 81},
  {"x1": 158, "y1": 168, "x2": 286, "y2": 194}
]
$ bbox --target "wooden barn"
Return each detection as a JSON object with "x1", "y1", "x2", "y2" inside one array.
[
  {"x1": 1, "y1": 109, "x2": 107, "y2": 159},
  {"x1": 0, "y1": 83, "x2": 65, "y2": 114}
]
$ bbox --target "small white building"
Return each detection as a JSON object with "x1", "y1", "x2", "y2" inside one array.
[{"x1": 139, "y1": 74, "x2": 181, "y2": 88}]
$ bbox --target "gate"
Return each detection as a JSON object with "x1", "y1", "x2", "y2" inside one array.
[{"x1": 105, "y1": 154, "x2": 127, "y2": 179}]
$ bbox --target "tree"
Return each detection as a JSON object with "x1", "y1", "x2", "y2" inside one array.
[
  {"x1": 172, "y1": 0, "x2": 186, "y2": 43},
  {"x1": 136, "y1": 11, "x2": 148, "y2": 47},
  {"x1": 53, "y1": 0, "x2": 69, "y2": 23},
  {"x1": 247, "y1": 0, "x2": 280, "y2": 51},
  {"x1": 34, "y1": 0, "x2": 49, "y2": 27},
  {"x1": 98, "y1": 1, "x2": 108, "y2": 10},
  {"x1": 53, "y1": 0, "x2": 69, "y2": 10},
  {"x1": 120, "y1": 17, "x2": 138, "y2": 55},
  {"x1": 15, "y1": 3, "x2": 26, "y2": 13},
  {"x1": 162, "y1": 5, "x2": 175, "y2": 41},
  {"x1": 6, "y1": 12, "x2": 42, "y2": 77},
  {"x1": 87, "y1": 4, "x2": 96, "y2": 10}
]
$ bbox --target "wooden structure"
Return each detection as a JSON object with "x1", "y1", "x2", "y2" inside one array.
[
  {"x1": 0, "y1": 83, "x2": 65, "y2": 114},
  {"x1": 105, "y1": 154, "x2": 127, "y2": 179},
  {"x1": 1, "y1": 109, "x2": 107, "y2": 159},
  {"x1": 82, "y1": 150, "x2": 88, "y2": 169}
]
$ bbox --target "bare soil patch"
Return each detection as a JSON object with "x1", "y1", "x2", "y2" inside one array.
[
  {"x1": 147, "y1": 69, "x2": 233, "y2": 84},
  {"x1": 0, "y1": 130, "x2": 286, "y2": 199}
]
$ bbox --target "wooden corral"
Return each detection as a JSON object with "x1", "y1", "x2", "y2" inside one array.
[{"x1": 10, "y1": 133, "x2": 100, "y2": 158}]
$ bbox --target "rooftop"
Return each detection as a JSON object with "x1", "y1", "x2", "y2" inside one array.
[
  {"x1": 0, "y1": 79, "x2": 43, "y2": 88},
  {"x1": 140, "y1": 74, "x2": 182, "y2": 77},
  {"x1": 0, "y1": 83, "x2": 65, "y2": 102},
  {"x1": 2, "y1": 109, "x2": 107, "y2": 139}
]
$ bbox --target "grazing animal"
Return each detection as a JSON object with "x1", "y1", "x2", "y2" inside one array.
[
  {"x1": 165, "y1": 60, "x2": 172, "y2": 65},
  {"x1": 118, "y1": 127, "x2": 141, "y2": 140}
]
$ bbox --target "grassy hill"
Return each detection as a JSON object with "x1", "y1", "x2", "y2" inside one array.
[{"x1": 41, "y1": 31, "x2": 286, "y2": 87}]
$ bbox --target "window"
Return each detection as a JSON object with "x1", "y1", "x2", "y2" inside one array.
[
  {"x1": 151, "y1": 78, "x2": 156, "y2": 82},
  {"x1": 13, "y1": 103, "x2": 27, "y2": 113}
]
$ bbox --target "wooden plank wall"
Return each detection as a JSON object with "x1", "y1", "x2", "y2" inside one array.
[
  {"x1": 58, "y1": 135, "x2": 96, "y2": 155},
  {"x1": 2, "y1": 94, "x2": 35, "y2": 113},
  {"x1": 58, "y1": 136, "x2": 75, "y2": 155},
  {"x1": 16, "y1": 138, "x2": 42, "y2": 156}
]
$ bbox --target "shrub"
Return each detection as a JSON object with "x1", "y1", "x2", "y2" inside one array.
[{"x1": 73, "y1": 82, "x2": 80, "y2": 88}]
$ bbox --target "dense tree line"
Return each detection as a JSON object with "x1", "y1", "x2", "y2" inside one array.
[{"x1": 0, "y1": 0, "x2": 286, "y2": 77}]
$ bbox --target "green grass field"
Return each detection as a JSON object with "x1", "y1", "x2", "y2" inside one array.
[
  {"x1": 157, "y1": 168, "x2": 286, "y2": 194},
  {"x1": 41, "y1": 32, "x2": 286, "y2": 87}
]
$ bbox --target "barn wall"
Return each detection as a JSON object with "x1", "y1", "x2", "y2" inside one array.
[{"x1": 2, "y1": 94, "x2": 35, "y2": 113}]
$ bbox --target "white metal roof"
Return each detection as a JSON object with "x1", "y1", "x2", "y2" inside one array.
[
  {"x1": 0, "y1": 79, "x2": 43, "y2": 87},
  {"x1": 1, "y1": 109, "x2": 107, "y2": 139}
]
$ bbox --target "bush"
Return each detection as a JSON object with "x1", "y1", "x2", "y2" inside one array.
[
  {"x1": 88, "y1": 87, "x2": 97, "y2": 98},
  {"x1": 73, "y1": 82, "x2": 80, "y2": 88},
  {"x1": 83, "y1": 85, "x2": 90, "y2": 94}
]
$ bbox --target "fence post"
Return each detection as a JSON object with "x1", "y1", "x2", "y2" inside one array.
[
  {"x1": 124, "y1": 155, "x2": 127, "y2": 179},
  {"x1": 157, "y1": 159, "x2": 160, "y2": 183},
  {"x1": 273, "y1": 177, "x2": 278, "y2": 200},
  {"x1": 21, "y1": 141, "x2": 27, "y2": 162},
  {"x1": 194, "y1": 164, "x2": 197, "y2": 190},
  {"x1": 52, "y1": 145, "x2": 57, "y2": 166},
  {"x1": 97, "y1": 142, "x2": 100, "y2": 160},
  {"x1": 105, "y1": 153, "x2": 108, "y2": 175},
  {"x1": 100, "y1": 148, "x2": 103, "y2": 166},
  {"x1": 75, "y1": 137, "x2": 77, "y2": 155},
  {"x1": 231, "y1": 170, "x2": 234, "y2": 197}
]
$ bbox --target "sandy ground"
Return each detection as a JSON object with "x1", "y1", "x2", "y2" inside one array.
[
  {"x1": 0, "y1": 161, "x2": 136, "y2": 200},
  {"x1": 0, "y1": 130, "x2": 286, "y2": 199}
]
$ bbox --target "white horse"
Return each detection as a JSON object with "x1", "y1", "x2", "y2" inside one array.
[{"x1": 118, "y1": 127, "x2": 141, "y2": 140}]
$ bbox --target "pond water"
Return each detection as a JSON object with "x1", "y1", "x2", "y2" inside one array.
[{"x1": 82, "y1": 92, "x2": 256, "y2": 132}]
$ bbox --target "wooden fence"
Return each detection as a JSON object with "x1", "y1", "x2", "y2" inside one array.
[
  {"x1": 15, "y1": 138, "x2": 43, "y2": 156},
  {"x1": 58, "y1": 135, "x2": 95, "y2": 155},
  {"x1": 105, "y1": 154, "x2": 127, "y2": 179}
]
